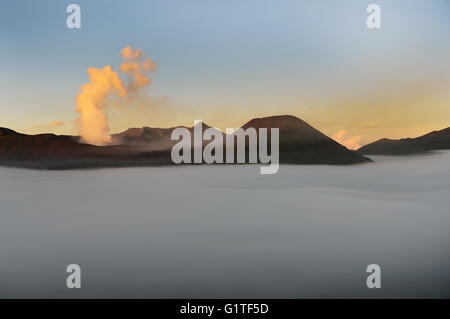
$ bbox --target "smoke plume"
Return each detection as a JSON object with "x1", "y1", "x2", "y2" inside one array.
[
  {"x1": 75, "y1": 46, "x2": 157, "y2": 145},
  {"x1": 332, "y1": 130, "x2": 361, "y2": 150}
]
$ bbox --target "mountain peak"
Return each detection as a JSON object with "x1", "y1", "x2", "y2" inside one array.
[{"x1": 241, "y1": 115, "x2": 370, "y2": 164}]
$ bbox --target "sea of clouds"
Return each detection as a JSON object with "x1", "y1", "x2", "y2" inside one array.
[{"x1": 0, "y1": 151, "x2": 449, "y2": 298}]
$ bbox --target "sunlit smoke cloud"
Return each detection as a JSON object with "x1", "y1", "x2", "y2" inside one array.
[
  {"x1": 120, "y1": 46, "x2": 157, "y2": 93},
  {"x1": 332, "y1": 130, "x2": 361, "y2": 150},
  {"x1": 32, "y1": 121, "x2": 65, "y2": 132},
  {"x1": 49, "y1": 121, "x2": 64, "y2": 127},
  {"x1": 332, "y1": 130, "x2": 346, "y2": 141},
  {"x1": 121, "y1": 46, "x2": 144, "y2": 60},
  {"x1": 75, "y1": 46, "x2": 157, "y2": 145}
]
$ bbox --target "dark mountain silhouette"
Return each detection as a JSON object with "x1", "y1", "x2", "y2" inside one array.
[
  {"x1": 358, "y1": 126, "x2": 450, "y2": 155},
  {"x1": 0, "y1": 127, "x2": 23, "y2": 137},
  {"x1": 0, "y1": 115, "x2": 370, "y2": 169},
  {"x1": 241, "y1": 115, "x2": 370, "y2": 164}
]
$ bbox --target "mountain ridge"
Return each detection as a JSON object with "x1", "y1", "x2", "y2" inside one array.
[
  {"x1": 357, "y1": 126, "x2": 450, "y2": 155},
  {"x1": 0, "y1": 115, "x2": 371, "y2": 169}
]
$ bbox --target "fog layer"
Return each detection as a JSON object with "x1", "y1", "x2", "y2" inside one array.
[{"x1": 1, "y1": 151, "x2": 449, "y2": 298}]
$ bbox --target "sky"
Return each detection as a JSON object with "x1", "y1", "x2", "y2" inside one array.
[{"x1": 1, "y1": 0, "x2": 449, "y2": 147}]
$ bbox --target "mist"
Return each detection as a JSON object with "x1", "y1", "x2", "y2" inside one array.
[{"x1": 0, "y1": 152, "x2": 449, "y2": 298}]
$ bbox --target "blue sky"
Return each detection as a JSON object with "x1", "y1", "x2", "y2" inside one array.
[{"x1": 1, "y1": 0, "x2": 449, "y2": 145}]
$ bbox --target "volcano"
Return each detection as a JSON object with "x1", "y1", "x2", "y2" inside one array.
[{"x1": 241, "y1": 115, "x2": 370, "y2": 164}]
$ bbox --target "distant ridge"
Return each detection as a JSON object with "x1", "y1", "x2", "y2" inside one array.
[
  {"x1": 0, "y1": 115, "x2": 371, "y2": 169},
  {"x1": 0, "y1": 127, "x2": 23, "y2": 137},
  {"x1": 111, "y1": 122, "x2": 213, "y2": 149},
  {"x1": 358, "y1": 126, "x2": 450, "y2": 155},
  {"x1": 111, "y1": 126, "x2": 177, "y2": 149}
]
